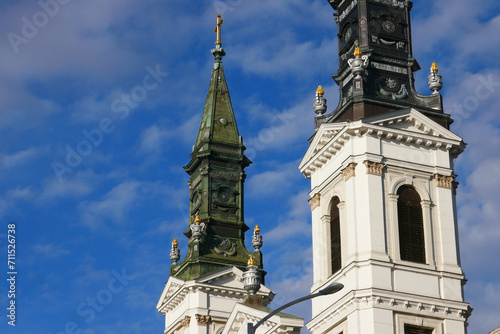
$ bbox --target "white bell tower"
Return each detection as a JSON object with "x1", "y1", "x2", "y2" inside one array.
[{"x1": 298, "y1": 1, "x2": 472, "y2": 333}]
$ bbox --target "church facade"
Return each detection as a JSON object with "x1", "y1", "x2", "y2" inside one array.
[
  {"x1": 299, "y1": 0, "x2": 471, "y2": 333},
  {"x1": 158, "y1": 1, "x2": 472, "y2": 333}
]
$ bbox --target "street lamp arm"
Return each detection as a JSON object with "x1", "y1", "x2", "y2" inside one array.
[{"x1": 250, "y1": 282, "x2": 343, "y2": 334}]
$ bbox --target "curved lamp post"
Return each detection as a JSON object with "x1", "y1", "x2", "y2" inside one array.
[{"x1": 247, "y1": 282, "x2": 344, "y2": 334}]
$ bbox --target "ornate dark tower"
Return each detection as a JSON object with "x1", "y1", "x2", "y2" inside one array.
[
  {"x1": 316, "y1": 0, "x2": 449, "y2": 129},
  {"x1": 300, "y1": 1, "x2": 471, "y2": 333}
]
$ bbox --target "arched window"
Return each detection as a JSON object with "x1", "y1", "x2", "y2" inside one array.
[
  {"x1": 404, "y1": 324, "x2": 433, "y2": 334},
  {"x1": 330, "y1": 197, "x2": 342, "y2": 274},
  {"x1": 397, "y1": 186, "x2": 426, "y2": 264}
]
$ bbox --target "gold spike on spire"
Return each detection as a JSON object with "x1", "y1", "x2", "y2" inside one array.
[
  {"x1": 354, "y1": 47, "x2": 362, "y2": 57},
  {"x1": 172, "y1": 238, "x2": 178, "y2": 247},
  {"x1": 316, "y1": 85, "x2": 325, "y2": 96},
  {"x1": 195, "y1": 215, "x2": 201, "y2": 224},
  {"x1": 254, "y1": 225, "x2": 260, "y2": 233},
  {"x1": 431, "y1": 61, "x2": 439, "y2": 73},
  {"x1": 214, "y1": 14, "x2": 224, "y2": 45},
  {"x1": 248, "y1": 256, "x2": 256, "y2": 266}
]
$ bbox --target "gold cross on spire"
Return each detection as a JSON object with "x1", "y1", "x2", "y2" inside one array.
[{"x1": 214, "y1": 14, "x2": 223, "y2": 45}]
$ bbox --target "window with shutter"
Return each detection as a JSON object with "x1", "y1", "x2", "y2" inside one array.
[
  {"x1": 397, "y1": 186, "x2": 426, "y2": 264},
  {"x1": 330, "y1": 197, "x2": 341, "y2": 274},
  {"x1": 404, "y1": 324, "x2": 434, "y2": 334}
]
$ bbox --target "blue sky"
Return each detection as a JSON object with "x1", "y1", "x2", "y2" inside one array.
[{"x1": 0, "y1": 0, "x2": 499, "y2": 333}]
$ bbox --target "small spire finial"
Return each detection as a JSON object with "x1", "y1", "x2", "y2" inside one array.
[
  {"x1": 252, "y1": 225, "x2": 263, "y2": 250},
  {"x1": 172, "y1": 238, "x2": 178, "y2": 247},
  {"x1": 316, "y1": 85, "x2": 325, "y2": 96},
  {"x1": 431, "y1": 61, "x2": 439, "y2": 73},
  {"x1": 428, "y1": 62, "x2": 443, "y2": 94},
  {"x1": 354, "y1": 47, "x2": 362, "y2": 57},
  {"x1": 214, "y1": 14, "x2": 224, "y2": 45},
  {"x1": 195, "y1": 215, "x2": 201, "y2": 224}
]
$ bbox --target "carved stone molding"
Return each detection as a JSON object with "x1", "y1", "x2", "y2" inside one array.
[
  {"x1": 363, "y1": 160, "x2": 385, "y2": 176},
  {"x1": 342, "y1": 163, "x2": 358, "y2": 181},
  {"x1": 211, "y1": 170, "x2": 240, "y2": 181},
  {"x1": 434, "y1": 174, "x2": 454, "y2": 189},
  {"x1": 181, "y1": 316, "x2": 191, "y2": 328},
  {"x1": 309, "y1": 193, "x2": 321, "y2": 211},
  {"x1": 195, "y1": 314, "x2": 212, "y2": 326}
]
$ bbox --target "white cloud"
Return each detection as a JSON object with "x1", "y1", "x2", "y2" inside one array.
[
  {"x1": 263, "y1": 191, "x2": 311, "y2": 244},
  {"x1": 1, "y1": 147, "x2": 41, "y2": 168},
  {"x1": 247, "y1": 160, "x2": 301, "y2": 198},
  {"x1": 79, "y1": 180, "x2": 142, "y2": 228},
  {"x1": 138, "y1": 124, "x2": 169, "y2": 155},
  {"x1": 7, "y1": 186, "x2": 35, "y2": 200},
  {"x1": 32, "y1": 242, "x2": 70, "y2": 259},
  {"x1": 39, "y1": 170, "x2": 95, "y2": 201}
]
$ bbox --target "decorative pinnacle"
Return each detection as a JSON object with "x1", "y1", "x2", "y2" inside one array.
[
  {"x1": 316, "y1": 85, "x2": 325, "y2": 96},
  {"x1": 214, "y1": 14, "x2": 223, "y2": 45},
  {"x1": 172, "y1": 238, "x2": 178, "y2": 248},
  {"x1": 354, "y1": 47, "x2": 362, "y2": 57},
  {"x1": 254, "y1": 225, "x2": 260, "y2": 233},
  {"x1": 195, "y1": 215, "x2": 201, "y2": 224},
  {"x1": 431, "y1": 61, "x2": 439, "y2": 73},
  {"x1": 248, "y1": 256, "x2": 256, "y2": 266}
]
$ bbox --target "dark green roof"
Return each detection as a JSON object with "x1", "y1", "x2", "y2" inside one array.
[{"x1": 195, "y1": 46, "x2": 240, "y2": 148}]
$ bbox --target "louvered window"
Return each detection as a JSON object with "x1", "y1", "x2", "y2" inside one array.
[
  {"x1": 397, "y1": 186, "x2": 426, "y2": 264},
  {"x1": 404, "y1": 324, "x2": 433, "y2": 334},
  {"x1": 330, "y1": 197, "x2": 342, "y2": 274}
]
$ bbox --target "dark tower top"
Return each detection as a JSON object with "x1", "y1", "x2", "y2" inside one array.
[
  {"x1": 170, "y1": 18, "x2": 263, "y2": 281},
  {"x1": 317, "y1": 0, "x2": 450, "y2": 128}
]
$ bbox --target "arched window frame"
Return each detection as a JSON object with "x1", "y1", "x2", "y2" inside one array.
[
  {"x1": 388, "y1": 181, "x2": 434, "y2": 267},
  {"x1": 397, "y1": 185, "x2": 426, "y2": 264},
  {"x1": 329, "y1": 196, "x2": 342, "y2": 275}
]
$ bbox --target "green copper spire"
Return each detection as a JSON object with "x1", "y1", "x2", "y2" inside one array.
[
  {"x1": 194, "y1": 44, "x2": 240, "y2": 148},
  {"x1": 171, "y1": 16, "x2": 263, "y2": 281}
]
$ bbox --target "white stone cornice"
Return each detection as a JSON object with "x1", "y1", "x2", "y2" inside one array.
[
  {"x1": 157, "y1": 267, "x2": 274, "y2": 314},
  {"x1": 299, "y1": 109, "x2": 465, "y2": 178},
  {"x1": 307, "y1": 289, "x2": 471, "y2": 333}
]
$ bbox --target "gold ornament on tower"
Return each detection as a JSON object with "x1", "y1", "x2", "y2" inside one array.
[
  {"x1": 354, "y1": 46, "x2": 362, "y2": 57},
  {"x1": 316, "y1": 85, "x2": 325, "y2": 96},
  {"x1": 214, "y1": 14, "x2": 223, "y2": 45},
  {"x1": 247, "y1": 256, "x2": 256, "y2": 266}
]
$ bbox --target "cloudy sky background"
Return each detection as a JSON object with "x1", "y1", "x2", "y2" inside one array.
[{"x1": 0, "y1": 0, "x2": 499, "y2": 333}]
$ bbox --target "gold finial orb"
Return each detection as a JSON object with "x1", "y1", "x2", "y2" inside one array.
[
  {"x1": 248, "y1": 256, "x2": 256, "y2": 266},
  {"x1": 431, "y1": 62, "x2": 439, "y2": 73},
  {"x1": 354, "y1": 47, "x2": 362, "y2": 57},
  {"x1": 254, "y1": 225, "x2": 260, "y2": 233},
  {"x1": 316, "y1": 85, "x2": 325, "y2": 96},
  {"x1": 195, "y1": 215, "x2": 201, "y2": 224},
  {"x1": 172, "y1": 238, "x2": 178, "y2": 247}
]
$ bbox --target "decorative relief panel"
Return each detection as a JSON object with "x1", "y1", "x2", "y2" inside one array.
[
  {"x1": 434, "y1": 174, "x2": 455, "y2": 189},
  {"x1": 336, "y1": 0, "x2": 358, "y2": 23},
  {"x1": 211, "y1": 170, "x2": 240, "y2": 181},
  {"x1": 364, "y1": 161, "x2": 385, "y2": 176},
  {"x1": 211, "y1": 145, "x2": 239, "y2": 155},
  {"x1": 342, "y1": 163, "x2": 358, "y2": 181},
  {"x1": 181, "y1": 316, "x2": 191, "y2": 328},
  {"x1": 195, "y1": 314, "x2": 212, "y2": 326},
  {"x1": 377, "y1": 77, "x2": 408, "y2": 100},
  {"x1": 309, "y1": 193, "x2": 321, "y2": 211},
  {"x1": 371, "y1": 61, "x2": 408, "y2": 74},
  {"x1": 214, "y1": 239, "x2": 237, "y2": 257},
  {"x1": 372, "y1": 0, "x2": 404, "y2": 9}
]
